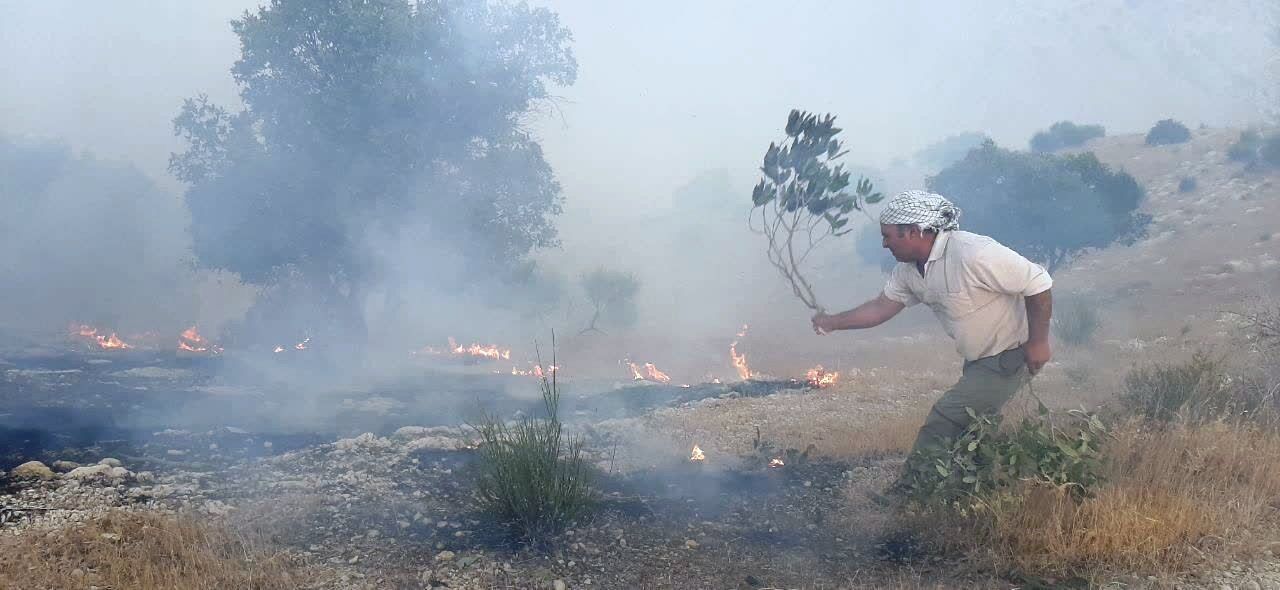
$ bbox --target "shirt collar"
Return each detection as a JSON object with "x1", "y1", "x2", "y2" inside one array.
[{"x1": 926, "y1": 230, "x2": 953, "y2": 263}]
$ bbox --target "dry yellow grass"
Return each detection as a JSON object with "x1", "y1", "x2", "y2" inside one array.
[
  {"x1": 915, "y1": 417, "x2": 1280, "y2": 582},
  {"x1": 0, "y1": 510, "x2": 311, "y2": 590},
  {"x1": 819, "y1": 403, "x2": 932, "y2": 458}
]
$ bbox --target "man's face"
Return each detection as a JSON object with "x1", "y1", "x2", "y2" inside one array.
[{"x1": 880, "y1": 223, "x2": 924, "y2": 262}]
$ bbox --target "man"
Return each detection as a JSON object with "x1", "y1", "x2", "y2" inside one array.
[{"x1": 811, "y1": 190, "x2": 1053, "y2": 501}]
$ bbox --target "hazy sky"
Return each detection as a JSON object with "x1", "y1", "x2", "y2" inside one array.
[{"x1": 3, "y1": 1, "x2": 1275, "y2": 266}]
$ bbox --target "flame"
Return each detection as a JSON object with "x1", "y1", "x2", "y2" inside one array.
[
  {"x1": 626, "y1": 360, "x2": 671, "y2": 383},
  {"x1": 273, "y1": 346, "x2": 285, "y2": 353},
  {"x1": 511, "y1": 363, "x2": 557, "y2": 378},
  {"x1": 689, "y1": 445, "x2": 705, "y2": 462},
  {"x1": 644, "y1": 363, "x2": 671, "y2": 383},
  {"x1": 768, "y1": 458, "x2": 785, "y2": 468},
  {"x1": 295, "y1": 337, "x2": 310, "y2": 350},
  {"x1": 448, "y1": 337, "x2": 510, "y2": 360},
  {"x1": 177, "y1": 326, "x2": 222, "y2": 355},
  {"x1": 729, "y1": 324, "x2": 753, "y2": 381},
  {"x1": 72, "y1": 324, "x2": 134, "y2": 350},
  {"x1": 805, "y1": 365, "x2": 839, "y2": 388}
]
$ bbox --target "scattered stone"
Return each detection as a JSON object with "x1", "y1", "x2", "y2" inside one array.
[
  {"x1": 11, "y1": 461, "x2": 55, "y2": 479},
  {"x1": 554, "y1": 580, "x2": 567, "y2": 590},
  {"x1": 435, "y1": 550, "x2": 456, "y2": 562},
  {"x1": 97, "y1": 458, "x2": 122, "y2": 467},
  {"x1": 52, "y1": 460, "x2": 81, "y2": 472},
  {"x1": 685, "y1": 539, "x2": 699, "y2": 549}
]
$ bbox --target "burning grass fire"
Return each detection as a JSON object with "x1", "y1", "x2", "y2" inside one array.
[
  {"x1": 177, "y1": 326, "x2": 222, "y2": 355},
  {"x1": 626, "y1": 360, "x2": 672, "y2": 383},
  {"x1": 805, "y1": 365, "x2": 839, "y2": 388},
  {"x1": 413, "y1": 337, "x2": 512, "y2": 361},
  {"x1": 730, "y1": 324, "x2": 754, "y2": 381},
  {"x1": 70, "y1": 324, "x2": 133, "y2": 350},
  {"x1": 689, "y1": 444, "x2": 706, "y2": 462}
]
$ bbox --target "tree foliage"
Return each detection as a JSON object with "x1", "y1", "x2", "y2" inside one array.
[
  {"x1": 1144, "y1": 119, "x2": 1191, "y2": 146},
  {"x1": 579, "y1": 268, "x2": 639, "y2": 334},
  {"x1": 750, "y1": 109, "x2": 882, "y2": 312},
  {"x1": 927, "y1": 140, "x2": 1148, "y2": 273},
  {"x1": 170, "y1": 0, "x2": 577, "y2": 287}
]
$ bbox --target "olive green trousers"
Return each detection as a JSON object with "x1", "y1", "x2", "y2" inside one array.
[{"x1": 906, "y1": 346, "x2": 1031, "y2": 459}]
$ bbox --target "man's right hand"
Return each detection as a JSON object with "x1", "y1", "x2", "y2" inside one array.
[{"x1": 811, "y1": 312, "x2": 834, "y2": 335}]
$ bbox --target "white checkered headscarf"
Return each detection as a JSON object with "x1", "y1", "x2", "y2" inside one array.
[{"x1": 878, "y1": 190, "x2": 961, "y2": 232}]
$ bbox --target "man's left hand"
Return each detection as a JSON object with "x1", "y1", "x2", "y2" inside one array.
[{"x1": 1023, "y1": 339, "x2": 1051, "y2": 375}]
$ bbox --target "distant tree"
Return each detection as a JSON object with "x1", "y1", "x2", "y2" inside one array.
[
  {"x1": 579, "y1": 268, "x2": 639, "y2": 335},
  {"x1": 1029, "y1": 121, "x2": 1106, "y2": 153},
  {"x1": 914, "y1": 132, "x2": 991, "y2": 171},
  {"x1": 170, "y1": 0, "x2": 577, "y2": 332},
  {"x1": 1145, "y1": 119, "x2": 1192, "y2": 146},
  {"x1": 928, "y1": 140, "x2": 1149, "y2": 273},
  {"x1": 0, "y1": 134, "x2": 193, "y2": 335}
]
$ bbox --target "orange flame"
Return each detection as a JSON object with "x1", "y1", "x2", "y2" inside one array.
[
  {"x1": 273, "y1": 346, "x2": 285, "y2": 353},
  {"x1": 72, "y1": 324, "x2": 133, "y2": 350},
  {"x1": 644, "y1": 363, "x2": 671, "y2": 383},
  {"x1": 689, "y1": 445, "x2": 705, "y2": 462},
  {"x1": 805, "y1": 365, "x2": 839, "y2": 388},
  {"x1": 768, "y1": 458, "x2": 785, "y2": 468},
  {"x1": 177, "y1": 326, "x2": 222, "y2": 355},
  {"x1": 628, "y1": 362, "x2": 645, "y2": 380},
  {"x1": 448, "y1": 337, "x2": 510, "y2": 360},
  {"x1": 294, "y1": 337, "x2": 310, "y2": 351},
  {"x1": 729, "y1": 324, "x2": 753, "y2": 381}
]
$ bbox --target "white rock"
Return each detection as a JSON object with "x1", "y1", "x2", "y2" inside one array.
[
  {"x1": 554, "y1": 581, "x2": 567, "y2": 590},
  {"x1": 435, "y1": 550, "x2": 456, "y2": 562},
  {"x1": 11, "y1": 461, "x2": 54, "y2": 479},
  {"x1": 98, "y1": 458, "x2": 122, "y2": 467}
]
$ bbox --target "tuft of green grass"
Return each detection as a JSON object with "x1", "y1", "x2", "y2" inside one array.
[
  {"x1": 1052, "y1": 295, "x2": 1101, "y2": 347},
  {"x1": 470, "y1": 346, "x2": 594, "y2": 544}
]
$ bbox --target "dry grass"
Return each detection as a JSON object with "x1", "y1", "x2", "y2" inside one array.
[
  {"x1": 0, "y1": 510, "x2": 311, "y2": 590},
  {"x1": 915, "y1": 417, "x2": 1280, "y2": 582},
  {"x1": 819, "y1": 404, "x2": 931, "y2": 458}
]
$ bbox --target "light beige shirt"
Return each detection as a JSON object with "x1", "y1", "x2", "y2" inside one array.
[{"x1": 882, "y1": 230, "x2": 1052, "y2": 362}]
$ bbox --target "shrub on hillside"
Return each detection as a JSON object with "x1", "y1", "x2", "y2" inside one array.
[
  {"x1": 1118, "y1": 351, "x2": 1274, "y2": 424},
  {"x1": 1029, "y1": 121, "x2": 1106, "y2": 153},
  {"x1": 1052, "y1": 295, "x2": 1101, "y2": 346},
  {"x1": 471, "y1": 361, "x2": 594, "y2": 542},
  {"x1": 1227, "y1": 129, "x2": 1261, "y2": 163},
  {"x1": 927, "y1": 140, "x2": 1149, "y2": 272},
  {"x1": 1177, "y1": 176, "x2": 1197, "y2": 193},
  {"x1": 1144, "y1": 119, "x2": 1191, "y2": 146}
]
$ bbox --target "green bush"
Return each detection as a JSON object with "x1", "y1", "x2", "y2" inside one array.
[
  {"x1": 899, "y1": 407, "x2": 1109, "y2": 509},
  {"x1": 1227, "y1": 130, "x2": 1261, "y2": 163},
  {"x1": 1145, "y1": 119, "x2": 1191, "y2": 146},
  {"x1": 1122, "y1": 352, "x2": 1231, "y2": 423},
  {"x1": 471, "y1": 362, "x2": 594, "y2": 542},
  {"x1": 1029, "y1": 121, "x2": 1106, "y2": 153},
  {"x1": 1052, "y1": 295, "x2": 1101, "y2": 347}
]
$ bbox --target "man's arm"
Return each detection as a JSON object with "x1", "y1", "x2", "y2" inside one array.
[
  {"x1": 1023, "y1": 289, "x2": 1052, "y2": 374},
  {"x1": 812, "y1": 293, "x2": 906, "y2": 334}
]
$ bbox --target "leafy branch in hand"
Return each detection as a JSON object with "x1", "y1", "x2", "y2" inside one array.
[{"x1": 750, "y1": 109, "x2": 882, "y2": 312}]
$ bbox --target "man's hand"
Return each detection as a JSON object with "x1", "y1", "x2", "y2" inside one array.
[
  {"x1": 1023, "y1": 338, "x2": 1051, "y2": 375},
  {"x1": 811, "y1": 312, "x2": 834, "y2": 335}
]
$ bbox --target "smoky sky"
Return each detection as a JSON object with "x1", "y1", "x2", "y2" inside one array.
[{"x1": 1, "y1": 1, "x2": 1275, "y2": 373}]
